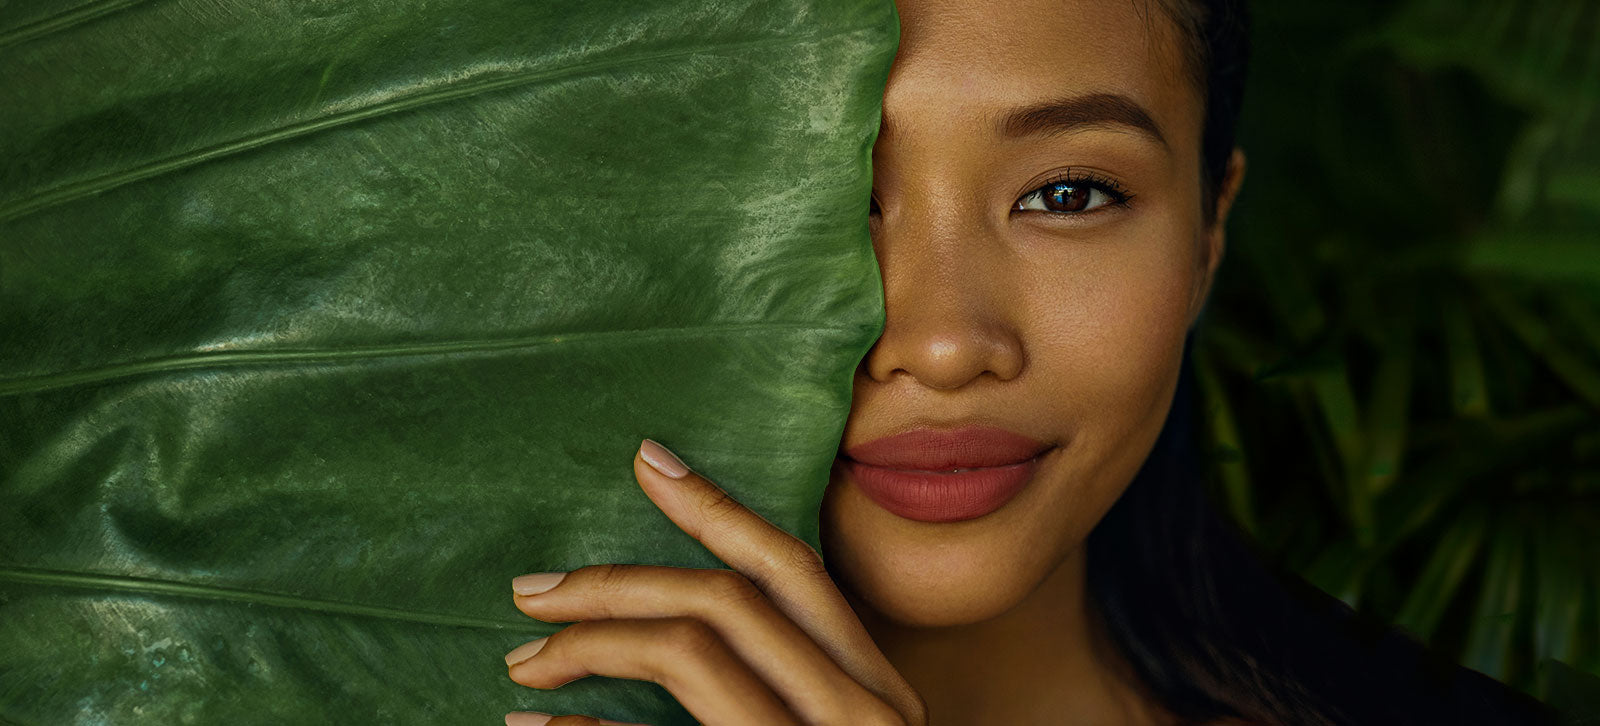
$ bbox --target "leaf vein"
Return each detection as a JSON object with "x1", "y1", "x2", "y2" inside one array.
[
  {"x1": 0, "y1": 26, "x2": 875, "y2": 223},
  {"x1": 0, "y1": 321, "x2": 871, "y2": 396},
  {"x1": 0, "y1": 0, "x2": 150, "y2": 50},
  {"x1": 0, "y1": 564, "x2": 544, "y2": 632}
]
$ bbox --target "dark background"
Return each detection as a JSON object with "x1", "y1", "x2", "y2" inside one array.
[{"x1": 1198, "y1": 0, "x2": 1600, "y2": 703}]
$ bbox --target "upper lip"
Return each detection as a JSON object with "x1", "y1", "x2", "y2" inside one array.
[{"x1": 840, "y1": 425, "x2": 1053, "y2": 470}]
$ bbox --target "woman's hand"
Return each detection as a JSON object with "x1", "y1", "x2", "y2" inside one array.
[{"x1": 502, "y1": 438, "x2": 928, "y2": 726}]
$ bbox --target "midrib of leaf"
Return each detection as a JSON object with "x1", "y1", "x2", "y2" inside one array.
[
  {"x1": 0, "y1": 321, "x2": 870, "y2": 397},
  {"x1": 0, "y1": 25, "x2": 874, "y2": 224},
  {"x1": 0, "y1": 564, "x2": 545, "y2": 632},
  {"x1": 0, "y1": 0, "x2": 151, "y2": 50}
]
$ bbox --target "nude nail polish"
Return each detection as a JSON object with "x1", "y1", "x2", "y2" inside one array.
[
  {"x1": 504, "y1": 712, "x2": 553, "y2": 726},
  {"x1": 639, "y1": 439, "x2": 689, "y2": 479},
  {"x1": 512, "y1": 572, "x2": 566, "y2": 596},
  {"x1": 504, "y1": 637, "x2": 548, "y2": 667}
]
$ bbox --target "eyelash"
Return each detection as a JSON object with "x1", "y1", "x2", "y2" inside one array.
[
  {"x1": 1014, "y1": 169, "x2": 1134, "y2": 215},
  {"x1": 865, "y1": 169, "x2": 1134, "y2": 216}
]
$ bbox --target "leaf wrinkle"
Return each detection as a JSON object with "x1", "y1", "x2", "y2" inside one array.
[
  {"x1": 0, "y1": 322, "x2": 868, "y2": 396},
  {"x1": 0, "y1": 564, "x2": 546, "y2": 632},
  {"x1": 0, "y1": 25, "x2": 879, "y2": 223}
]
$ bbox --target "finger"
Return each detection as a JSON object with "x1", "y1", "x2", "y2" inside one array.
[
  {"x1": 635, "y1": 439, "x2": 926, "y2": 721},
  {"x1": 635, "y1": 439, "x2": 821, "y2": 594},
  {"x1": 504, "y1": 712, "x2": 649, "y2": 726},
  {"x1": 513, "y1": 564, "x2": 901, "y2": 724},
  {"x1": 506, "y1": 617, "x2": 802, "y2": 726},
  {"x1": 542, "y1": 717, "x2": 603, "y2": 726}
]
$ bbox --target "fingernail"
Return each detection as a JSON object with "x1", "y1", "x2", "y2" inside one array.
[
  {"x1": 639, "y1": 439, "x2": 689, "y2": 479},
  {"x1": 504, "y1": 637, "x2": 548, "y2": 667},
  {"x1": 512, "y1": 572, "x2": 567, "y2": 596},
  {"x1": 505, "y1": 713, "x2": 553, "y2": 726}
]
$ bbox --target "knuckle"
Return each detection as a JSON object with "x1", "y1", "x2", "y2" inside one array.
[
  {"x1": 658, "y1": 617, "x2": 722, "y2": 662},
  {"x1": 779, "y1": 540, "x2": 829, "y2": 581},
  {"x1": 707, "y1": 568, "x2": 765, "y2": 608},
  {"x1": 699, "y1": 486, "x2": 747, "y2": 526},
  {"x1": 746, "y1": 539, "x2": 826, "y2": 593},
  {"x1": 574, "y1": 563, "x2": 628, "y2": 594},
  {"x1": 564, "y1": 564, "x2": 631, "y2": 617}
]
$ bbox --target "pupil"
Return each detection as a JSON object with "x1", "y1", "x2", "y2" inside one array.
[{"x1": 1046, "y1": 184, "x2": 1089, "y2": 212}]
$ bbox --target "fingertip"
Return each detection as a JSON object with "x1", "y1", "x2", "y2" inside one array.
[
  {"x1": 504, "y1": 637, "x2": 548, "y2": 668},
  {"x1": 631, "y1": 444, "x2": 693, "y2": 515},
  {"x1": 639, "y1": 438, "x2": 690, "y2": 479},
  {"x1": 505, "y1": 712, "x2": 553, "y2": 726}
]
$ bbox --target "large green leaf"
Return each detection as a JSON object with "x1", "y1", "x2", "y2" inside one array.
[{"x1": 0, "y1": 1, "x2": 899, "y2": 723}]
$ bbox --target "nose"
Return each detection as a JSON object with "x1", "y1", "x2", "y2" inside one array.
[{"x1": 861, "y1": 211, "x2": 1026, "y2": 390}]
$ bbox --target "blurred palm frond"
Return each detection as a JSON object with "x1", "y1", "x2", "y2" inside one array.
[{"x1": 1202, "y1": 0, "x2": 1600, "y2": 702}]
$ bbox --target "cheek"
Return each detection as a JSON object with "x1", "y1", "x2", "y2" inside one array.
[
  {"x1": 1022, "y1": 218, "x2": 1198, "y2": 416},
  {"x1": 1009, "y1": 216, "x2": 1199, "y2": 554},
  {"x1": 819, "y1": 217, "x2": 1202, "y2": 628}
]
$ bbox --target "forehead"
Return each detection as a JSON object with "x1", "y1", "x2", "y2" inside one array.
[{"x1": 883, "y1": 0, "x2": 1200, "y2": 149}]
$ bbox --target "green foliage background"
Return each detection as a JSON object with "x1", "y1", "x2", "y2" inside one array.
[{"x1": 1198, "y1": 0, "x2": 1600, "y2": 704}]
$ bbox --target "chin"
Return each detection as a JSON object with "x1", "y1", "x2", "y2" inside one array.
[
  {"x1": 847, "y1": 557, "x2": 1033, "y2": 628},
  {"x1": 819, "y1": 472, "x2": 1051, "y2": 628}
]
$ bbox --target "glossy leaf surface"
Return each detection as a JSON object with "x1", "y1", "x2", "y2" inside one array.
[{"x1": 0, "y1": 1, "x2": 899, "y2": 723}]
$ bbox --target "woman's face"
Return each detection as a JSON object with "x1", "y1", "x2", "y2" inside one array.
[{"x1": 822, "y1": 0, "x2": 1228, "y2": 627}]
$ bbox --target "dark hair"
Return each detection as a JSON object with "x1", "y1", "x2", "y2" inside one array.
[
  {"x1": 1084, "y1": 3, "x2": 1559, "y2": 724},
  {"x1": 1157, "y1": 0, "x2": 1249, "y2": 220}
]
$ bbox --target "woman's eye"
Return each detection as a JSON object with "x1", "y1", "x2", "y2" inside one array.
[{"x1": 1013, "y1": 180, "x2": 1124, "y2": 214}]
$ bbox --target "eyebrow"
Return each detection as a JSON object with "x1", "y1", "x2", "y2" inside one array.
[{"x1": 995, "y1": 93, "x2": 1168, "y2": 149}]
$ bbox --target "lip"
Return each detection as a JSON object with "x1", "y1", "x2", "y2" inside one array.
[
  {"x1": 838, "y1": 426, "x2": 1055, "y2": 523},
  {"x1": 842, "y1": 426, "x2": 1053, "y2": 469}
]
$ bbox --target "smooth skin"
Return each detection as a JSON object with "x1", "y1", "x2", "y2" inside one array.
[{"x1": 504, "y1": 0, "x2": 1247, "y2": 724}]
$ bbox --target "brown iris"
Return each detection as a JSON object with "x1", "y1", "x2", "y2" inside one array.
[{"x1": 1041, "y1": 183, "x2": 1091, "y2": 212}]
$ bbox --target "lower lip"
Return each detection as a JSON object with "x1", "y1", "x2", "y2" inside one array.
[{"x1": 840, "y1": 449, "x2": 1051, "y2": 523}]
